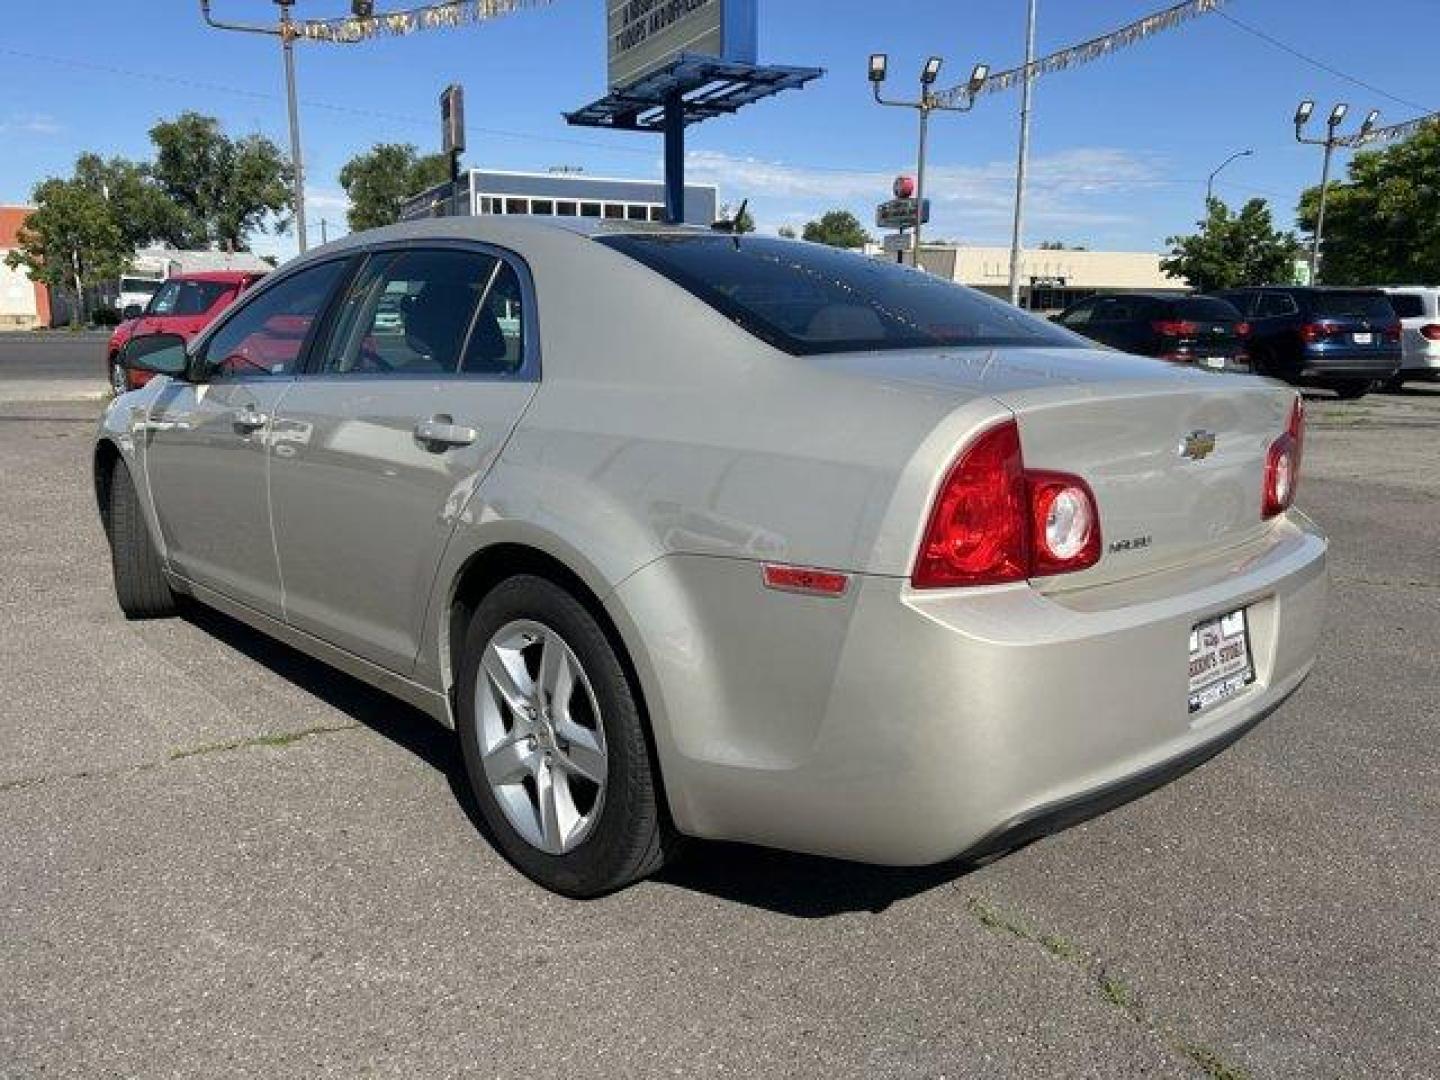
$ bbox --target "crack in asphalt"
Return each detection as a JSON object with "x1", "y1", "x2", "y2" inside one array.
[
  {"x1": 0, "y1": 722, "x2": 362, "y2": 795},
  {"x1": 961, "y1": 893, "x2": 1252, "y2": 1080}
]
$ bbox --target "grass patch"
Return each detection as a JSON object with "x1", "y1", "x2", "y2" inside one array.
[
  {"x1": 170, "y1": 722, "x2": 359, "y2": 761},
  {"x1": 964, "y1": 893, "x2": 1252, "y2": 1079}
]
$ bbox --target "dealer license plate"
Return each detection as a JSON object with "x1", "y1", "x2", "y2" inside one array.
[{"x1": 1188, "y1": 609, "x2": 1255, "y2": 714}]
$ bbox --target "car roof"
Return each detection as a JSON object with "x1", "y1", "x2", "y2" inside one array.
[{"x1": 171, "y1": 270, "x2": 266, "y2": 283}]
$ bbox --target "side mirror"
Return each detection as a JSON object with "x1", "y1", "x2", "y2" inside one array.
[
  {"x1": 119, "y1": 333, "x2": 189, "y2": 379},
  {"x1": 122, "y1": 304, "x2": 144, "y2": 321}
]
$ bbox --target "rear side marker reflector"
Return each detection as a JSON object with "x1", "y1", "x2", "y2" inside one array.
[{"x1": 762, "y1": 564, "x2": 851, "y2": 597}]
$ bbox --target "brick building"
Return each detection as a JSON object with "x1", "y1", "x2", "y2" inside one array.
[{"x1": 0, "y1": 206, "x2": 52, "y2": 331}]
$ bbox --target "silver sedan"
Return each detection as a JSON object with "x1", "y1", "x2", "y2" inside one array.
[{"x1": 98, "y1": 219, "x2": 1327, "y2": 897}]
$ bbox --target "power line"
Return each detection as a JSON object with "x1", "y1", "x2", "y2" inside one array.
[{"x1": 1214, "y1": 11, "x2": 1434, "y2": 114}]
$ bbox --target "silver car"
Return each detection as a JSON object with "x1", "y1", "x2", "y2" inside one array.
[{"x1": 98, "y1": 219, "x2": 1327, "y2": 897}]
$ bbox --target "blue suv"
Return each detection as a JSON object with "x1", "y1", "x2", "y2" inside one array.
[{"x1": 1214, "y1": 287, "x2": 1401, "y2": 399}]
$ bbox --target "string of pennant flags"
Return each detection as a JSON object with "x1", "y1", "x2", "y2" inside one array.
[
  {"x1": 1340, "y1": 112, "x2": 1439, "y2": 148},
  {"x1": 936, "y1": 0, "x2": 1228, "y2": 108},
  {"x1": 290, "y1": 0, "x2": 554, "y2": 43}
]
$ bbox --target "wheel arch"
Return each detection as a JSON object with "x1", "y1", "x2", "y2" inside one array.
[{"x1": 439, "y1": 538, "x2": 679, "y2": 829}]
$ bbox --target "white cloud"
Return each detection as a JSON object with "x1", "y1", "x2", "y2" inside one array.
[
  {"x1": 685, "y1": 146, "x2": 1170, "y2": 243},
  {"x1": 0, "y1": 113, "x2": 61, "y2": 136}
]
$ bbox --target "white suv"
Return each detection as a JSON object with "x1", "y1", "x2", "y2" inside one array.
[{"x1": 1381, "y1": 287, "x2": 1440, "y2": 387}]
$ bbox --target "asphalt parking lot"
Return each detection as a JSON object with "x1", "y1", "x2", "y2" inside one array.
[{"x1": 2, "y1": 335, "x2": 1437, "y2": 1079}]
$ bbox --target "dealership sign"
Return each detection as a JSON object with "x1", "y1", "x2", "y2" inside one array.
[
  {"x1": 607, "y1": 0, "x2": 758, "y2": 89},
  {"x1": 876, "y1": 198, "x2": 930, "y2": 230}
]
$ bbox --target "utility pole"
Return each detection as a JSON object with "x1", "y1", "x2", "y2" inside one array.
[
  {"x1": 869, "y1": 54, "x2": 989, "y2": 269},
  {"x1": 200, "y1": 1, "x2": 365, "y2": 253},
  {"x1": 1007, "y1": 0, "x2": 1037, "y2": 307},
  {"x1": 1294, "y1": 101, "x2": 1378, "y2": 283}
]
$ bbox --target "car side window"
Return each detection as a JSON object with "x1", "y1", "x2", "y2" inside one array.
[
  {"x1": 1058, "y1": 301, "x2": 1094, "y2": 327},
  {"x1": 1256, "y1": 292, "x2": 1299, "y2": 318},
  {"x1": 319, "y1": 249, "x2": 526, "y2": 377},
  {"x1": 198, "y1": 260, "x2": 348, "y2": 380}
]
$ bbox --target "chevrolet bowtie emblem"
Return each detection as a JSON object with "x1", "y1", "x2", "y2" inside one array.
[{"x1": 1180, "y1": 430, "x2": 1217, "y2": 461}]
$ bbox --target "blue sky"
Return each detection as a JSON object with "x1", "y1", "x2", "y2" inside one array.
[{"x1": 2, "y1": 0, "x2": 1434, "y2": 261}]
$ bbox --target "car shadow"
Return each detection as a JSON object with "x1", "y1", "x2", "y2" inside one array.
[{"x1": 178, "y1": 601, "x2": 979, "y2": 916}]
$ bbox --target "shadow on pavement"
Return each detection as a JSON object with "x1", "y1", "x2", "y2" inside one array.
[{"x1": 177, "y1": 600, "x2": 974, "y2": 916}]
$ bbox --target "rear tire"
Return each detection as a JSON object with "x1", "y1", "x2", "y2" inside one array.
[
  {"x1": 1332, "y1": 381, "x2": 1372, "y2": 400},
  {"x1": 107, "y1": 460, "x2": 177, "y2": 619},
  {"x1": 455, "y1": 574, "x2": 678, "y2": 897}
]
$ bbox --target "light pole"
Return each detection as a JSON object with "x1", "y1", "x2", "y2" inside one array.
[
  {"x1": 1295, "y1": 100, "x2": 1378, "y2": 283},
  {"x1": 1205, "y1": 148, "x2": 1253, "y2": 210},
  {"x1": 199, "y1": 1, "x2": 365, "y2": 253},
  {"x1": 1007, "y1": 0, "x2": 1037, "y2": 307},
  {"x1": 870, "y1": 54, "x2": 989, "y2": 269}
]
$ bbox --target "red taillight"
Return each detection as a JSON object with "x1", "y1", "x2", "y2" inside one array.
[
  {"x1": 1236, "y1": 322, "x2": 1250, "y2": 337},
  {"x1": 912, "y1": 420, "x2": 1101, "y2": 588},
  {"x1": 1382, "y1": 323, "x2": 1402, "y2": 344},
  {"x1": 1152, "y1": 320, "x2": 1200, "y2": 337},
  {"x1": 1264, "y1": 396, "x2": 1305, "y2": 518},
  {"x1": 1421, "y1": 324, "x2": 1440, "y2": 341},
  {"x1": 1300, "y1": 321, "x2": 1337, "y2": 344}
]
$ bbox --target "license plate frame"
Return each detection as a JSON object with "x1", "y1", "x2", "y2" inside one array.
[{"x1": 1188, "y1": 608, "x2": 1255, "y2": 714}]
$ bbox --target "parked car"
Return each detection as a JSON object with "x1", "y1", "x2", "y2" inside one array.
[
  {"x1": 1052, "y1": 293, "x2": 1251, "y2": 372},
  {"x1": 106, "y1": 270, "x2": 266, "y2": 393},
  {"x1": 1213, "y1": 286, "x2": 1401, "y2": 399},
  {"x1": 1379, "y1": 286, "x2": 1440, "y2": 389},
  {"x1": 98, "y1": 220, "x2": 1327, "y2": 897}
]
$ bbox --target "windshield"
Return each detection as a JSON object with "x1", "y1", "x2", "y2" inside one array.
[
  {"x1": 597, "y1": 234, "x2": 1083, "y2": 355},
  {"x1": 1312, "y1": 292, "x2": 1395, "y2": 320},
  {"x1": 120, "y1": 278, "x2": 161, "y2": 297},
  {"x1": 145, "y1": 279, "x2": 233, "y2": 317}
]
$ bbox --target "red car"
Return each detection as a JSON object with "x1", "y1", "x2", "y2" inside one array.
[{"x1": 107, "y1": 270, "x2": 266, "y2": 392}]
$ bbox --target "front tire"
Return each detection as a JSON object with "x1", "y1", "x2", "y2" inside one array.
[
  {"x1": 106, "y1": 460, "x2": 177, "y2": 619},
  {"x1": 456, "y1": 575, "x2": 677, "y2": 897}
]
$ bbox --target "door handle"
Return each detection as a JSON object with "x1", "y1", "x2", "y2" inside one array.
[
  {"x1": 414, "y1": 415, "x2": 478, "y2": 450},
  {"x1": 232, "y1": 408, "x2": 269, "y2": 432}
]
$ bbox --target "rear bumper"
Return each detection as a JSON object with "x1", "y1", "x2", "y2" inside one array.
[
  {"x1": 618, "y1": 513, "x2": 1327, "y2": 865},
  {"x1": 1399, "y1": 347, "x2": 1440, "y2": 378},
  {"x1": 1298, "y1": 348, "x2": 1400, "y2": 380}
]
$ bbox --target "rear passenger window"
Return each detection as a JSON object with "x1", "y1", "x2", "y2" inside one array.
[
  {"x1": 1257, "y1": 293, "x2": 1299, "y2": 318},
  {"x1": 320, "y1": 249, "x2": 526, "y2": 377},
  {"x1": 1388, "y1": 294, "x2": 1425, "y2": 319}
]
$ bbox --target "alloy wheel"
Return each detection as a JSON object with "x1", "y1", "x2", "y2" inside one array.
[{"x1": 474, "y1": 619, "x2": 608, "y2": 855}]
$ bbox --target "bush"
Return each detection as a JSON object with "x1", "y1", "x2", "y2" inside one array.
[{"x1": 90, "y1": 306, "x2": 123, "y2": 327}]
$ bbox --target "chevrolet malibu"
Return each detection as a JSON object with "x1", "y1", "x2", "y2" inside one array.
[{"x1": 98, "y1": 219, "x2": 1327, "y2": 897}]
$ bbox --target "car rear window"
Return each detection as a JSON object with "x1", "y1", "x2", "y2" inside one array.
[
  {"x1": 1387, "y1": 293, "x2": 1426, "y2": 319},
  {"x1": 1311, "y1": 292, "x2": 1395, "y2": 319},
  {"x1": 596, "y1": 234, "x2": 1081, "y2": 355},
  {"x1": 1174, "y1": 297, "x2": 1242, "y2": 321}
]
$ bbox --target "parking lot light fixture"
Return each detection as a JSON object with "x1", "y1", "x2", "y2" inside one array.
[
  {"x1": 967, "y1": 64, "x2": 990, "y2": 96},
  {"x1": 870, "y1": 52, "x2": 987, "y2": 268},
  {"x1": 1294, "y1": 100, "x2": 1370, "y2": 284}
]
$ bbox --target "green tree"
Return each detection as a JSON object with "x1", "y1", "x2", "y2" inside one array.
[
  {"x1": 718, "y1": 202, "x2": 756, "y2": 234},
  {"x1": 149, "y1": 112, "x2": 293, "y2": 250},
  {"x1": 1162, "y1": 198, "x2": 1302, "y2": 292},
  {"x1": 1297, "y1": 123, "x2": 1440, "y2": 285},
  {"x1": 339, "y1": 143, "x2": 452, "y2": 232},
  {"x1": 802, "y1": 209, "x2": 873, "y2": 248},
  {"x1": 777, "y1": 224, "x2": 798, "y2": 239},
  {"x1": 72, "y1": 153, "x2": 179, "y2": 252},
  {"x1": 4, "y1": 177, "x2": 128, "y2": 324}
]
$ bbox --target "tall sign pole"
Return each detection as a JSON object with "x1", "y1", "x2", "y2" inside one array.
[{"x1": 1007, "y1": 0, "x2": 1037, "y2": 306}]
